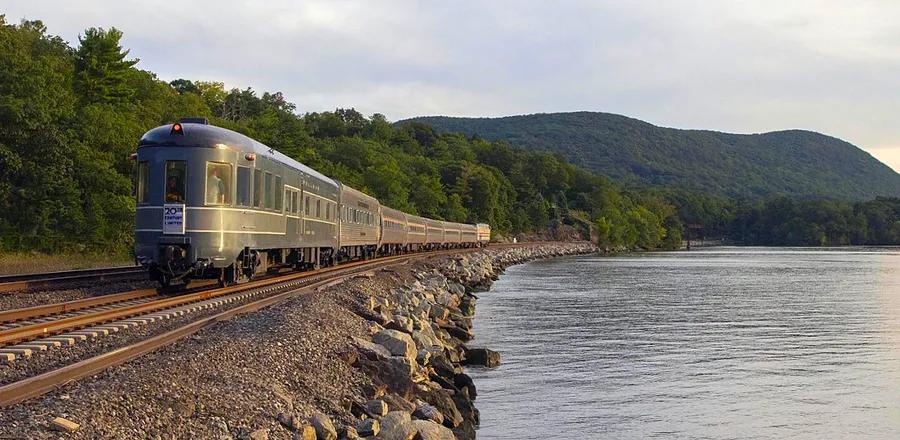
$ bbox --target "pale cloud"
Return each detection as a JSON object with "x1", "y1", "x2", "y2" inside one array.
[{"x1": 5, "y1": 0, "x2": 900, "y2": 171}]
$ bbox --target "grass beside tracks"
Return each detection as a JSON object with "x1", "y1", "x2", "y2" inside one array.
[{"x1": 0, "y1": 252, "x2": 134, "y2": 276}]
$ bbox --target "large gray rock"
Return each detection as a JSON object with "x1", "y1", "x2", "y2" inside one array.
[
  {"x1": 416, "y1": 349, "x2": 432, "y2": 366},
  {"x1": 412, "y1": 401, "x2": 444, "y2": 425},
  {"x1": 391, "y1": 314, "x2": 415, "y2": 333},
  {"x1": 276, "y1": 412, "x2": 301, "y2": 431},
  {"x1": 411, "y1": 330, "x2": 441, "y2": 351},
  {"x1": 309, "y1": 413, "x2": 337, "y2": 440},
  {"x1": 353, "y1": 337, "x2": 392, "y2": 359},
  {"x1": 373, "y1": 329, "x2": 417, "y2": 361},
  {"x1": 356, "y1": 418, "x2": 380, "y2": 437},
  {"x1": 341, "y1": 426, "x2": 360, "y2": 439},
  {"x1": 465, "y1": 348, "x2": 501, "y2": 368},
  {"x1": 458, "y1": 297, "x2": 476, "y2": 317},
  {"x1": 378, "y1": 411, "x2": 416, "y2": 440},
  {"x1": 365, "y1": 399, "x2": 388, "y2": 417},
  {"x1": 447, "y1": 282, "x2": 465, "y2": 296},
  {"x1": 411, "y1": 420, "x2": 455, "y2": 440},
  {"x1": 418, "y1": 389, "x2": 462, "y2": 428},
  {"x1": 429, "y1": 304, "x2": 450, "y2": 321}
]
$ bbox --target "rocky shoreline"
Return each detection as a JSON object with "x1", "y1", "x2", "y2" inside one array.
[{"x1": 0, "y1": 242, "x2": 596, "y2": 439}]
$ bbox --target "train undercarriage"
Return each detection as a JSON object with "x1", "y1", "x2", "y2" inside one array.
[{"x1": 148, "y1": 241, "x2": 484, "y2": 288}]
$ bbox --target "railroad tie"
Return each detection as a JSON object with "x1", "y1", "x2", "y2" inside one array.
[
  {"x1": 0, "y1": 348, "x2": 32, "y2": 360},
  {"x1": 27, "y1": 339, "x2": 62, "y2": 348},
  {"x1": 43, "y1": 337, "x2": 77, "y2": 346},
  {"x1": 10, "y1": 344, "x2": 48, "y2": 352},
  {"x1": 71, "y1": 329, "x2": 109, "y2": 338},
  {"x1": 92, "y1": 325, "x2": 122, "y2": 333}
]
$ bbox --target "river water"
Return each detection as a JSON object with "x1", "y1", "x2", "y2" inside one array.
[{"x1": 468, "y1": 247, "x2": 900, "y2": 439}]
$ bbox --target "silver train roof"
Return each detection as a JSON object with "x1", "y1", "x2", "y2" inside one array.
[{"x1": 138, "y1": 122, "x2": 338, "y2": 188}]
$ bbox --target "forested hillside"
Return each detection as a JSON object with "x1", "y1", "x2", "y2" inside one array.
[
  {"x1": 0, "y1": 17, "x2": 685, "y2": 254},
  {"x1": 404, "y1": 112, "x2": 900, "y2": 200}
]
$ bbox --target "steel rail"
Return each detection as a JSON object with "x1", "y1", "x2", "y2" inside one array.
[
  {"x1": 0, "y1": 246, "x2": 486, "y2": 407},
  {"x1": 0, "y1": 289, "x2": 161, "y2": 324}
]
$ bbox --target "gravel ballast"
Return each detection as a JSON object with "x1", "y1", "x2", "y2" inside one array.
[{"x1": 0, "y1": 242, "x2": 596, "y2": 439}]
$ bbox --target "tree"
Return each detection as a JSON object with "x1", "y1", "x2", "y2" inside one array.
[
  {"x1": 74, "y1": 27, "x2": 138, "y2": 105},
  {"x1": 170, "y1": 78, "x2": 198, "y2": 94}
]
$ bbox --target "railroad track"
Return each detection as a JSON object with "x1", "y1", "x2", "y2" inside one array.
[
  {"x1": 0, "y1": 288, "x2": 163, "y2": 331},
  {"x1": 0, "y1": 266, "x2": 146, "y2": 294},
  {"x1": 0, "y1": 246, "x2": 490, "y2": 407}
]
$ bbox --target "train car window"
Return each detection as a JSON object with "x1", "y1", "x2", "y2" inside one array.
[
  {"x1": 136, "y1": 161, "x2": 149, "y2": 204},
  {"x1": 165, "y1": 161, "x2": 186, "y2": 203},
  {"x1": 236, "y1": 166, "x2": 251, "y2": 206},
  {"x1": 326, "y1": 203, "x2": 331, "y2": 220},
  {"x1": 264, "y1": 172, "x2": 273, "y2": 209},
  {"x1": 274, "y1": 176, "x2": 282, "y2": 211},
  {"x1": 316, "y1": 200, "x2": 321, "y2": 218},
  {"x1": 291, "y1": 192, "x2": 298, "y2": 214},
  {"x1": 205, "y1": 162, "x2": 232, "y2": 206},
  {"x1": 284, "y1": 189, "x2": 292, "y2": 213},
  {"x1": 305, "y1": 196, "x2": 310, "y2": 216},
  {"x1": 253, "y1": 169, "x2": 263, "y2": 208}
]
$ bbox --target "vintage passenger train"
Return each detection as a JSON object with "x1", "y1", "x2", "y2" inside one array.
[{"x1": 133, "y1": 119, "x2": 490, "y2": 286}]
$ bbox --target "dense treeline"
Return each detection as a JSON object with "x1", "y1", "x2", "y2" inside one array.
[
  {"x1": 652, "y1": 190, "x2": 900, "y2": 246},
  {"x1": 729, "y1": 197, "x2": 900, "y2": 246},
  {"x1": 1, "y1": 18, "x2": 897, "y2": 255},
  {"x1": 0, "y1": 18, "x2": 682, "y2": 254}
]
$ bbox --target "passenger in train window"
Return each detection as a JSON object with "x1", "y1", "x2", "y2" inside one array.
[
  {"x1": 206, "y1": 163, "x2": 231, "y2": 205},
  {"x1": 165, "y1": 161, "x2": 186, "y2": 203},
  {"x1": 166, "y1": 176, "x2": 184, "y2": 203}
]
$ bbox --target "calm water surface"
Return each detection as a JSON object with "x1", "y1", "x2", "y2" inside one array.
[{"x1": 468, "y1": 247, "x2": 900, "y2": 439}]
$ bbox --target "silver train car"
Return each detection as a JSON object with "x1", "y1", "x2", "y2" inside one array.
[{"x1": 133, "y1": 120, "x2": 490, "y2": 286}]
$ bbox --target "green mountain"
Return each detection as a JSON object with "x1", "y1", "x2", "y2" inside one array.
[{"x1": 401, "y1": 112, "x2": 900, "y2": 200}]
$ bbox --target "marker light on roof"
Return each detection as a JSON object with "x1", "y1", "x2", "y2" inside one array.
[
  {"x1": 245, "y1": 153, "x2": 256, "y2": 161},
  {"x1": 171, "y1": 123, "x2": 184, "y2": 135},
  {"x1": 128, "y1": 153, "x2": 137, "y2": 161}
]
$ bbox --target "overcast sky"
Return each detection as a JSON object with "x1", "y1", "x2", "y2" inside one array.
[{"x1": 6, "y1": 0, "x2": 900, "y2": 171}]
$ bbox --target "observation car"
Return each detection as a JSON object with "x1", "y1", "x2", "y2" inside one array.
[{"x1": 133, "y1": 119, "x2": 491, "y2": 287}]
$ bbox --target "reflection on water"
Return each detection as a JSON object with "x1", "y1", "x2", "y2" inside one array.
[{"x1": 469, "y1": 247, "x2": 900, "y2": 439}]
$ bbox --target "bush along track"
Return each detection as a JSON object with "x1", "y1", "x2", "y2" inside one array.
[{"x1": 0, "y1": 242, "x2": 595, "y2": 439}]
